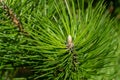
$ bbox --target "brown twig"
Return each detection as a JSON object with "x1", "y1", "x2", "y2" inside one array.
[{"x1": 0, "y1": 1, "x2": 24, "y2": 33}]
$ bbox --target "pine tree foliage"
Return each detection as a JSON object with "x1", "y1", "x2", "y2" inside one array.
[{"x1": 0, "y1": 0, "x2": 118, "y2": 80}]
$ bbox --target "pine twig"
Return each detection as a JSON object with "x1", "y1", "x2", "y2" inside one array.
[{"x1": 0, "y1": 0, "x2": 24, "y2": 33}]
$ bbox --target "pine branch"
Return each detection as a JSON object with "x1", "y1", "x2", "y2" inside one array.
[{"x1": 0, "y1": 0, "x2": 118, "y2": 80}]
